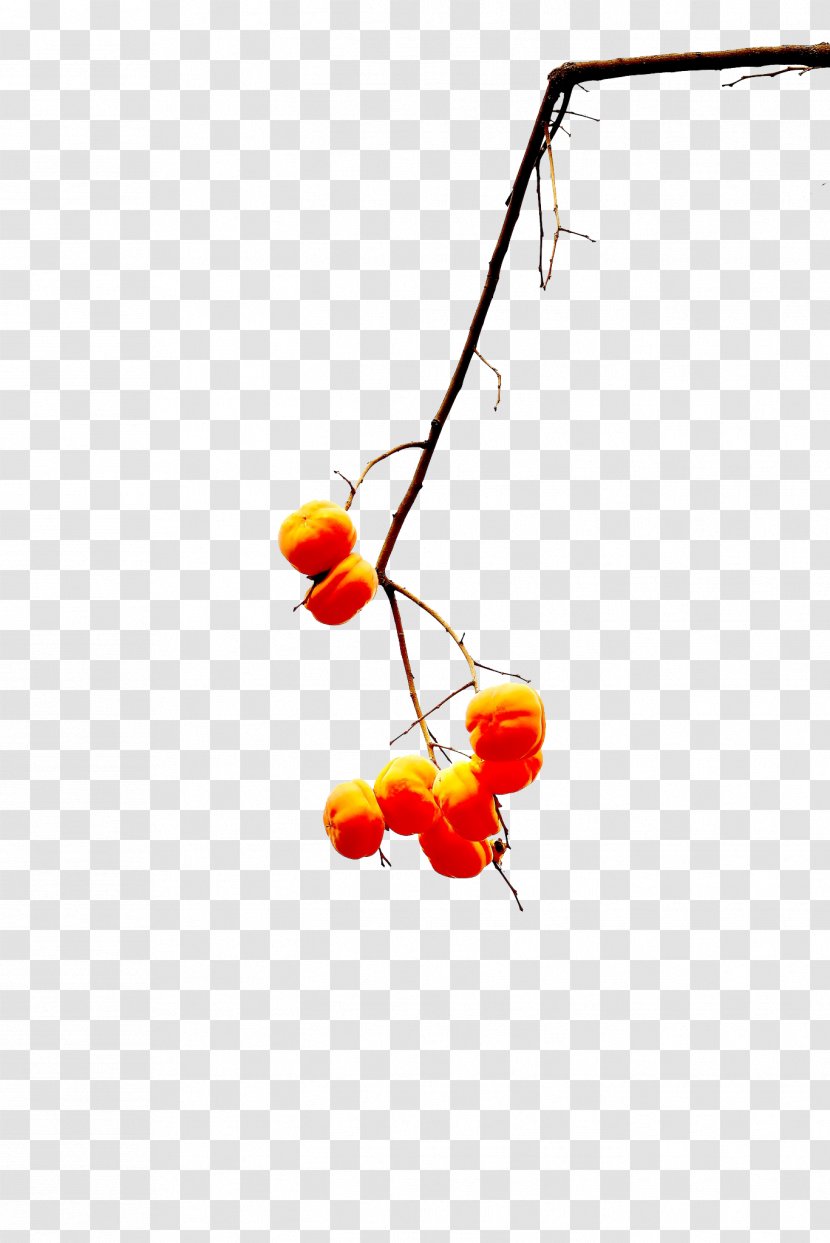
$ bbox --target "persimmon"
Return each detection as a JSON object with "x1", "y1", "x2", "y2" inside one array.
[
  {"x1": 465, "y1": 682, "x2": 545, "y2": 761},
  {"x1": 374, "y1": 753, "x2": 441, "y2": 836},
  {"x1": 278, "y1": 499, "x2": 357, "y2": 577},
  {"x1": 432, "y1": 760, "x2": 500, "y2": 842},
  {"x1": 304, "y1": 552, "x2": 378, "y2": 626},
  {"x1": 419, "y1": 817, "x2": 494, "y2": 878},
  {"x1": 472, "y1": 748, "x2": 543, "y2": 795},
  {"x1": 323, "y1": 778, "x2": 385, "y2": 859}
]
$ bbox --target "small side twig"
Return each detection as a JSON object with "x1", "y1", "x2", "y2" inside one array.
[
  {"x1": 379, "y1": 846, "x2": 391, "y2": 867},
  {"x1": 723, "y1": 64, "x2": 813, "y2": 87},
  {"x1": 384, "y1": 583, "x2": 436, "y2": 764},
  {"x1": 493, "y1": 859, "x2": 523, "y2": 911},
  {"x1": 565, "y1": 108, "x2": 599, "y2": 122},
  {"x1": 386, "y1": 579, "x2": 479, "y2": 692},
  {"x1": 339, "y1": 441, "x2": 427, "y2": 512},
  {"x1": 390, "y1": 680, "x2": 475, "y2": 746},
  {"x1": 474, "y1": 348, "x2": 502, "y2": 411},
  {"x1": 493, "y1": 797, "x2": 511, "y2": 850},
  {"x1": 536, "y1": 156, "x2": 545, "y2": 287},
  {"x1": 474, "y1": 660, "x2": 531, "y2": 684}
]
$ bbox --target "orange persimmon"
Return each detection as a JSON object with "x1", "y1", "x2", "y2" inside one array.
[
  {"x1": 432, "y1": 760, "x2": 500, "y2": 842},
  {"x1": 472, "y1": 748, "x2": 543, "y2": 795},
  {"x1": 374, "y1": 754, "x2": 441, "y2": 836},
  {"x1": 278, "y1": 499, "x2": 357, "y2": 577},
  {"x1": 465, "y1": 682, "x2": 545, "y2": 762},
  {"x1": 419, "y1": 817, "x2": 494, "y2": 878},
  {"x1": 304, "y1": 553, "x2": 378, "y2": 626},
  {"x1": 323, "y1": 778, "x2": 385, "y2": 859}
]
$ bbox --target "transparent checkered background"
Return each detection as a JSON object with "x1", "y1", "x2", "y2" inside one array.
[{"x1": 1, "y1": 2, "x2": 829, "y2": 1239}]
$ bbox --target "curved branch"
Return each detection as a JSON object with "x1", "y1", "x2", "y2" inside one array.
[
  {"x1": 385, "y1": 578, "x2": 479, "y2": 692},
  {"x1": 340, "y1": 441, "x2": 426, "y2": 512},
  {"x1": 383, "y1": 583, "x2": 435, "y2": 763},
  {"x1": 390, "y1": 680, "x2": 475, "y2": 746}
]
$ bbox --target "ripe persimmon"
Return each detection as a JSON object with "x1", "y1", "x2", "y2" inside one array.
[
  {"x1": 323, "y1": 778, "x2": 385, "y2": 859},
  {"x1": 419, "y1": 817, "x2": 494, "y2": 878},
  {"x1": 465, "y1": 682, "x2": 545, "y2": 761},
  {"x1": 305, "y1": 552, "x2": 378, "y2": 626},
  {"x1": 278, "y1": 499, "x2": 357, "y2": 577},
  {"x1": 472, "y1": 748, "x2": 543, "y2": 795},
  {"x1": 374, "y1": 753, "x2": 441, "y2": 836},
  {"x1": 432, "y1": 760, "x2": 500, "y2": 842}
]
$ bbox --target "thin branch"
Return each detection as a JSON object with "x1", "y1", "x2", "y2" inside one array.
[
  {"x1": 292, "y1": 580, "x2": 318, "y2": 612},
  {"x1": 474, "y1": 660, "x2": 531, "y2": 683},
  {"x1": 390, "y1": 680, "x2": 475, "y2": 746},
  {"x1": 542, "y1": 121, "x2": 559, "y2": 290},
  {"x1": 340, "y1": 441, "x2": 426, "y2": 512},
  {"x1": 386, "y1": 578, "x2": 480, "y2": 691},
  {"x1": 474, "y1": 348, "x2": 502, "y2": 411},
  {"x1": 384, "y1": 583, "x2": 436, "y2": 763},
  {"x1": 536, "y1": 155, "x2": 545, "y2": 287},
  {"x1": 565, "y1": 108, "x2": 599, "y2": 121},
  {"x1": 428, "y1": 737, "x2": 472, "y2": 760},
  {"x1": 378, "y1": 846, "x2": 391, "y2": 867},
  {"x1": 427, "y1": 726, "x2": 455, "y2": 766},
  {"x1": 560, "y1": 226, "x2": 597, "y2": 242},
  {"x1": 493, "y1": 859, "x2": 523, "y2": 912},
  {"x1": 493, "y1": 797, "x2": 511, "y2": 849},
  {"x1": 333, "y1": 469, "x2": 355, "y2": 503},
  {"x1": 722, "y1": 64, "x2": 814, "y2": 87}
]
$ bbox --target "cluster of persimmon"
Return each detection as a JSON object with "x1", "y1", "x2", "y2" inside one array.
[
  {"x1": 323, "y1": 682, "x2": 545, "y2": 881},
  {"x1": 278, "y1": 499, "x2": 377, "y2": 625}
]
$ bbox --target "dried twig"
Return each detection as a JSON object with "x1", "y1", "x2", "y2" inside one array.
[
  {"x1": 565, "y1": 108, "x2": 599, "y2": 122},
  {"x1": 474, "y1": 660, "x2": 531, "y2": 684},
  {"x1": 339, "y1": 441, "x2": 427, "y2": 512},
  {"x1": 385, "y1": 579, "x2": 479, "y2": 692},
  {"x1": 378, "y1": 846, "x2": 391, "y2": 867},
  {"x1": 384, "y1": 583, "x2": 436, "y2": 763},
  {"x1": 474, "y1": 348, "x2": 502, "y2": 411},
  {"x1": 390, "y1": 680, "x2": 475, "y2": 746},
  {"x1": 722, "y1": 64, "x2": 813, "y2": 87},
  {"x1": 493, "y1": 860, "x2": 523, "y2": 911},
  {"x1": 536, "y1": 155, "x2": 545, "y2": 287}
]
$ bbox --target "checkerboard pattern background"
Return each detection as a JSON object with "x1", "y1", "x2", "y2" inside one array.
[{"x1": 1, "y1": 2, "x2": 829, "y2": 1238}]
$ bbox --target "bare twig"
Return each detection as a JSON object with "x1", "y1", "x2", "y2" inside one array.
[
  {"x1": 384, "y1": 583, "x2": 436, "y2": 763},
  {"x1": 542, "y1": 121, "x2": 560, "y2": 290},
  {"x1": 379, "y1": 846, "x2": 391, "y2": 867},
  {"x1": 340, "y1": 441, "x2": 426, "y2": 512},
  {"x1": 565, "y1": 108, "x2": 599, "y2": 121},
  {"x1": 493, "y1": 860, "x2": 523, "y2": 911},
  {"x1": 292, "y1": 580, "x2": 318, "y2": 612},
  {"x1": 390, "y1": 680, "x2": 475, "y2": 746},
  {"x1": 333, "y1": 470, "x2": 355, "y2": 503},
  {"x1": 385, "y1": 579, "x2": 480, "y2": 691},
  {"x1": 493, "y1": 796, "x2": 511, "y2": 849},
  {"x1": 474, "y1": 348, "x2": 502, "y2": 411},
  {"x1": 428, "y1": 737, "x2": 472, "y2": 760},
  {"x1": 536, "y1": 155, "x2": 545, "y2": 287},
  {"x1": 474, "y1": 660, "x2": 531, "y2": 684},
  {"x1": 723, "y1": 64, "x2": 814, "y2": 87}
]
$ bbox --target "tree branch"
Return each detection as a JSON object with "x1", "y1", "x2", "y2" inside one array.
[
  {"x1": 385, "y1": 579, "x2": 479, "y2": 692},
  {"x1": 371, "y1": 41, "x2": 828, "y2": 574},
  {"x1": 390, "y1": 680, "x2": 475, "y2": 746},
  {"x1": 339, "y1": 441, "x2": 426, "y2": 511},
  {"x1": 384, "y1": 583, "x2": 436, "y2": 763}
]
